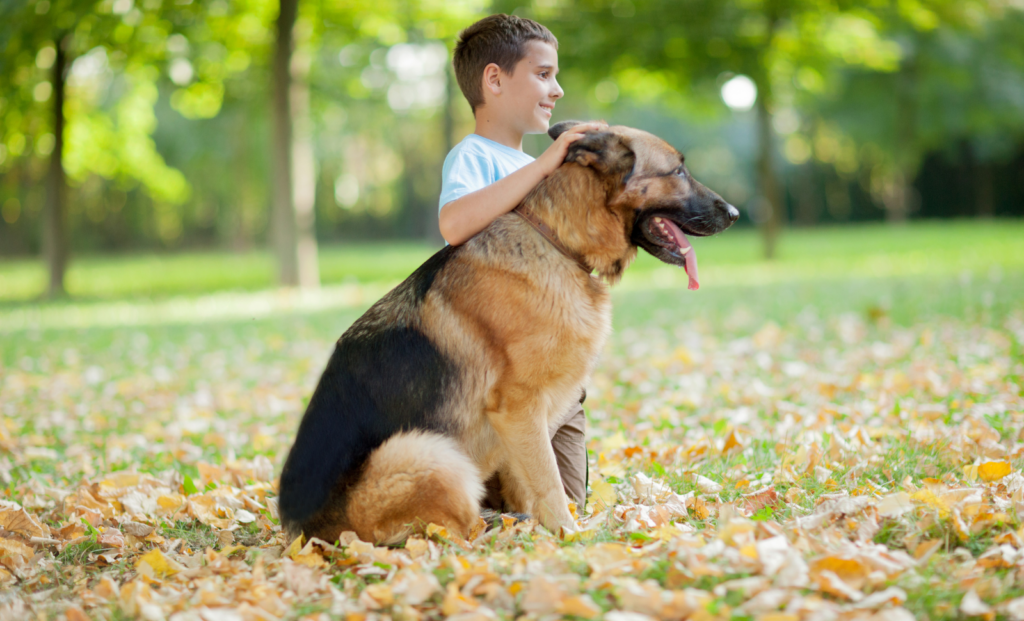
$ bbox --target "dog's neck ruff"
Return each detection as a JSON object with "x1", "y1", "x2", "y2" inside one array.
[{"x1": 512, "y1": 204, "x2": 592, "y2": 274}]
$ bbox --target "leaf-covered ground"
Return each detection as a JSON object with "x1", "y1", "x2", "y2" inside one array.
[{"x1": 2, "y1": 224, "x2": 1024, "y2": 621}]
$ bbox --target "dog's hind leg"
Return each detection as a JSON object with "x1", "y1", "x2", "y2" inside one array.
[{"x1": 345, "y1": 431, "x2": 484, "y2": 545}]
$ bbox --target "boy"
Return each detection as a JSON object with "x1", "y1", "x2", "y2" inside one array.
[{"x1": 438, "y1": 14, "x2": 605, "y2": 512}]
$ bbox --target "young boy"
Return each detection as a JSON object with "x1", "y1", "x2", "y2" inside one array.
[{"x1": 438, "y1": 14, "x2": 605, "y2": 512}]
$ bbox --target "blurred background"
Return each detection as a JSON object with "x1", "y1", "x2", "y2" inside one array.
[{"x1": 0, "y1": 0, "x2": 1022, "y2": 303}]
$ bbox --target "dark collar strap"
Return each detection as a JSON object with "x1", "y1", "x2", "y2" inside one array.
[{"x1": 512, "y1": 204, "x2": 592, "y2": 274}]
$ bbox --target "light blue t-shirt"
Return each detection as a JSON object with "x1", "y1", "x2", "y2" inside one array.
[{"x1": 439, "y1": 134, "x2": 535, "y2": 212}]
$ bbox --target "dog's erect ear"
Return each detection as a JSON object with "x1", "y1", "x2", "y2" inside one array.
[
  {"x1": 564, "y1": 131, "x2": 635, "y2": 176},
  {"x1": 548, "y1": 120, "x2": 584, "y2": 140}
]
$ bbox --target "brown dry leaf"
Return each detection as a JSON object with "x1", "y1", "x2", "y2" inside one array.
[
  {"x1": 121, "y1": 521, "x2": 155, "y2": 538},
  {"x1": 740, "y1": 485, "x2": 779, "y2": 514},
  {"x1": 0, "y1": 503, "x2": 47, "y2": 539},
  {"x1": 0, "y1": 537, "x2": 34, "y2": 568},
  {"x1": 64, "y1": 606, "x2": 90, "y2": 621},
  {"x1": 97, "y1": 530, "x2": 125, "y2": 548}
]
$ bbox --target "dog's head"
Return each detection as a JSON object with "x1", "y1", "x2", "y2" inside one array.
[{"x1": 546, "y1": 121, "x2": 739, "y2": 286}]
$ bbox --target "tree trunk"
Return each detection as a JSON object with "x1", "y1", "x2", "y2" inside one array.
[
  {"x1": 886, "y1": 57, "x2": 917, "y2": 223},
  {"x1": 290, "y1": 46, "x2": 319, "y2": 287},
  {"x1": 976, "y1": 162, "x2": 994, "y2": 218},
  {"x1": 755, "y1": 85, "x2": 782, "y2": 259},
  {"x1": 270, "y1": 0, "x2": 318, "y2": 287},
  {"x1": 794, "y1": 163, "x2": 819, "y2": 226},
  {"x1": 43, "y1": 34, "x2": 69, "y2": 297}
]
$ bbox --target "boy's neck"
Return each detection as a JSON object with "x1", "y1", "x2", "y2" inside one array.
[{"x1": 473, "y1": 109, "x2": 524, "y2": 151}]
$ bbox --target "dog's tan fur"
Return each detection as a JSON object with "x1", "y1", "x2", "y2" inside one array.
[{"x1": 288, "y1": 125, "x2": 734, "y2": 543}]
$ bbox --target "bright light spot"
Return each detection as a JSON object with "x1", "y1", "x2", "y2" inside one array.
[
  {"x1": 169, "y1": 58, "x2": 194, "y2": 85},
  {"x1": 773, "y1": 108, "x2": 800, "y2": 134},
  {"x1": 112, "y1": 0, "x2": 133, "y2": 14},
  {"x1": 783, "y1": 135, "x2": 812, "y2": 165},
  {"x1": 33, "y1": 82, "x2": 52, "y2": 102},
  {"x1": 36, "y1": 47, "x2": 56, "y2": 70},
  {"x1": 334, "y1": 173, "x2": 360, "y2": 209},
  {"x1": 386, "y1": 43, "x2": 446, "y2": 81},
  {"x1": 595, "y1": 80, "x2": 619, "y2": 104},
  {"x1": 36, "y1": 133, "x2": 55, "y2": 156},
  {"x1": 339, "y1": 44, "x2": 359, "y2": 67},
  {"x1": 69, "y1": 47, "x2": 111, "y2": 87},
  {"x1": 166, "y1": 34, "x2": 189, "y2": 55},
  {"x1": 721, "y1": 75, "x2": 757, "y2": 111},
  {"x1": 384, "y1": 43, "x2": 448, "y2": 111}
]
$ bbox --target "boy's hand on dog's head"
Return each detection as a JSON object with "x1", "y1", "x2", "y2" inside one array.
[{"x1": 536, "y1": 121, "x2": 609, "y2": 176}]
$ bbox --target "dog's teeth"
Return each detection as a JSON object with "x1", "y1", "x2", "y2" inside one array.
[{"x1": 679, "y1": 247, "x2": 691, "y2": 254}]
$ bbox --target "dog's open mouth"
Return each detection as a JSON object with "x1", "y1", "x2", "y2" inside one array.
[{"x1": 647, "y1": 216, "x2": 699, "y2": 290}]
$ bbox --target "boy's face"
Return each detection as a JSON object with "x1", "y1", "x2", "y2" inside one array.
[{"x1": 489, "y1": 41, "x2": 564, "y2": 135}]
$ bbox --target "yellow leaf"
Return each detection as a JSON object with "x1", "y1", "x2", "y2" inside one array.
[
  {"x1": 810, "y1": 556, "x2": 869, "y2": 590},
  {"x1": 722, "y1": 429, "x2": 743, "y2": 454},
  {"x1": 292, "y1": 552, "x2": 326, "y2": 568},
  {"x1": 910, "y1": 488, "x2": 950, "y2": 518},
  {"x1": 285, "y1": 534, "x2": 306, "y2": 559},
  {"x1": 425, "y1": 523, "x2": 450, "y2": 540},
  {"x1": 364, "y1": 583, "x2": 394, "y2": 606},
  {"x1": 588, "y1": 478, "x2": 617, "y2": 511},
  {"x1": 136, "y1": 548, "x2": 180, "y2": 578},
  {"x1": 557, "y1": 595, "x2": 602, "y2": 619},
  {"x1": 978, "y1": 461, "x2": 1011, "y2": 482},
  {"x1": 692, "y1": 497, "x2": 710, "y2": 520}
]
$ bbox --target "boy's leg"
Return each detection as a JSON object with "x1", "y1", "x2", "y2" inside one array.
[{"x1": 550, "y1": 389, "x2": 587, "y2": 508}]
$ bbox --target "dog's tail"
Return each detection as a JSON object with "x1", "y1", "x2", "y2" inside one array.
[{"x1": 345, "y1": 430, "x2": 484, "y2": 545}]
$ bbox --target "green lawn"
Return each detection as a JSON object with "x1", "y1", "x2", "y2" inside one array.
[
  {"x1": 1, "y1": 220, "x2": 1023, "y2": 619},
  {"x1": 1, "y1": 220, "x2": 1020, "y2": 304}
]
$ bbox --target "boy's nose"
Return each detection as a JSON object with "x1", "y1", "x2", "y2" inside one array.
[{"x1": 551, "y1": 80, "x2": 564, "y2": 99}]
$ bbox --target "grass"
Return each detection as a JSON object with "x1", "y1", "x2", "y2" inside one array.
[
  {"x1": 1, "y1": 220, "x2": 1022, "y2": 618},
  {"x1": 0, "y1": 219, "x2": 1020, "y2": 304}
]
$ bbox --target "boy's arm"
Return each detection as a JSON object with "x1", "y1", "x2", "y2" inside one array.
[{"x1": 439, "y1": 122, "x2": 607, "y2": 246}]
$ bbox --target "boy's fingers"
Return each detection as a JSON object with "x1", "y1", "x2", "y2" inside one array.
[{"x1": 569, "y1": 121, "x2": 609, "y2": 134}]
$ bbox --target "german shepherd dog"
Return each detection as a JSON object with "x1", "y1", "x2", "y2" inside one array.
[{"x1": 278, "y1": 121, "x2": 739, "y2": 544}]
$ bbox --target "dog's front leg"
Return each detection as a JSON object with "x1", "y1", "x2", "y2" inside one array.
[{"x1": 488, "y1": 401, "x2": 576, "y2": 534}]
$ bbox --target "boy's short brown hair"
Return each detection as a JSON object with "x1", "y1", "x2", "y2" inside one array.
[{"x1": 453, "y1": 14, "x2": 558, "y2": 112}]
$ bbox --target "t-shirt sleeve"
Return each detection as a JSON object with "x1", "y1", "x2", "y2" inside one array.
[{"x1": 439, "y1": 145, "x2": 496, "y2": 213}]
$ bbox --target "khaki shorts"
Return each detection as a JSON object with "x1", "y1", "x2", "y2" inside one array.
[{"x1": 483, "y1": 390, "x2": 588, "y2": 511}]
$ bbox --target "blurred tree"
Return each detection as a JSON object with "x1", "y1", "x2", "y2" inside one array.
[
  {"x1": 524, "y1": 0, "x2": 905, "y2": 258},
  {"x1": 806, "y1": 2, "x2": 1024, "y2": 223},
  {"x1": 270, "y1": 0, "x2": 319, "y2": 287},
  {"x1": 0, "y1": 0, "x2": 205, "y2": 295}
]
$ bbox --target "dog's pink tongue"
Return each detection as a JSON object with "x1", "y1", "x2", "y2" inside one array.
[{"x1": 661, "y1": 219, "x2": 699, "y2": 290}]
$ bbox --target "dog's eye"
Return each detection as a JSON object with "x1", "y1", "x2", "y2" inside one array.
[{"x1": 674, "y1": 166, "x2": 685, "y2": 177}]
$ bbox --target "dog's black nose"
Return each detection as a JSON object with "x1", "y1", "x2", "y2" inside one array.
[{"x1": 725, "y1": 203, "x2": 740, "y2": 222}]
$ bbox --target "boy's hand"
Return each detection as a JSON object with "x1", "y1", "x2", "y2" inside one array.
[{"x1": 535, "y1": 121, "x2": 609, "y2": 176}]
